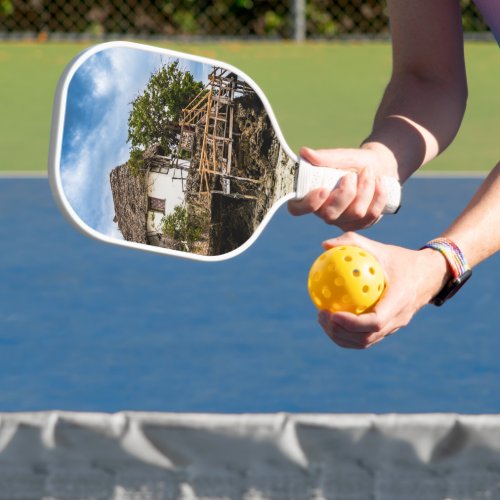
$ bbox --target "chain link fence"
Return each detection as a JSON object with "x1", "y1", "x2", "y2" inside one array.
[{"x1": 0, "y1": 0, "x2": 491, "y2": 40}]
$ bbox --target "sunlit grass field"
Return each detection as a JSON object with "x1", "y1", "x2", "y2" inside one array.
[{"x1": 0, "y1": 40, "x2": 497, "y2": 172}]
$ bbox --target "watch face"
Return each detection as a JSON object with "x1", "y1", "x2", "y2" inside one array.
[{"x1": 432, "y1": 269, "x2": 472, "y2": 306}]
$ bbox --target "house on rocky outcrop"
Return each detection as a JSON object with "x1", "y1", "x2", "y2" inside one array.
[
  {"x1": 110, "y1": 145, "x2": 189, "y2": 247},
  {"x1": 109, "y1": 83, "x2": 297, "y2": 256}
]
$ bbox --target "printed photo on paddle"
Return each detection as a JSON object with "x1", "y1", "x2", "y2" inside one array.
[{"x1": 109, "y1": 58, "x2": 295, "y2": 256}]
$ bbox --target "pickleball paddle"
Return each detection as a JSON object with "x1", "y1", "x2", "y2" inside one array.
[{"x1": 49, "y1": 41, "x2": 401, "y2": 261}]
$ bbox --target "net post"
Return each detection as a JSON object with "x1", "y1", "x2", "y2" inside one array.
[{"x1": 293, "y1": 0, "x2": 306, "y2": 42}]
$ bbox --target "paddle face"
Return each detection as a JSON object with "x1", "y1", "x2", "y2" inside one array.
[{"x1": 49, "y1": 42, "x2": 297, "y2": 262}]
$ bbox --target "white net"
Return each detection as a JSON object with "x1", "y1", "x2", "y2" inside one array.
[{"x1": 1, "y1": 412, "x2": 500, "y2": 499}]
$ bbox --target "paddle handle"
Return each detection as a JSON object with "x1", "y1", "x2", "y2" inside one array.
[{"x1": 295, "y1": 159, "x2": 401, "y2": 214}]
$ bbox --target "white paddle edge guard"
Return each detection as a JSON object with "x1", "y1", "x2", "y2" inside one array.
[{"x1": 295, "y1": 159, "x2": 402, "y2": 214}]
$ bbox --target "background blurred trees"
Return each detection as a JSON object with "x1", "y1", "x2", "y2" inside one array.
[{"x1": 0, "y1": 0, "x2": 489, "y2": 38}]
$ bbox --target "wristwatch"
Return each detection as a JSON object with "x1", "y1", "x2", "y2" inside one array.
[{"x1": 421, "y1": 238, "x2": 472, "y2": 306}]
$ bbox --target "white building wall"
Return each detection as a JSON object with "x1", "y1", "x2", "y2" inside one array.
[{"x1": 146, "y1": 168, "x2": 187, "y2": 233}]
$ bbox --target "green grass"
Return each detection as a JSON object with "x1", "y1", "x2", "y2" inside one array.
[{"x1": 0, "y1": 40, "x2": 497, "y2": 172}]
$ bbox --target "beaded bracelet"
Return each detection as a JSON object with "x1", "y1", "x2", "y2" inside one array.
[
  {"x1": 421, "y1": 237, "x2": 472, "y2": 306},
  {"x1": 421, "y1": 238, "x2": 470, "y2": 278}
]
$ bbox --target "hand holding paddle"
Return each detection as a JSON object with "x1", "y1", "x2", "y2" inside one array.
[{"x1": 290, "y1": 145, "x2": 400, "y2": 231}]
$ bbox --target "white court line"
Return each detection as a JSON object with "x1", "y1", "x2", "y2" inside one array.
[
  {"x1": 0, "y1": 170, "x2": 488, "y2": 179},
  {"x1": 414, "y1": 170, "x2": 487, "y2": 178},
  {"x1": 0, "y1": 171, "x2": 48, "y2": 178}
]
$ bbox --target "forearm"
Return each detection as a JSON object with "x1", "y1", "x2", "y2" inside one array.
[
  {"x1": 361, "y1": 0, "x2": 467, "y2": 183},
  {"x1": 441, "y1": 162, "x2": 500, "y2": 267},
  {"x1": 363, "y1": 73, "x2": 467, "y2": 182},
  {"x1": 413, "y1": 163, "x2": 500, "y2": 307}
]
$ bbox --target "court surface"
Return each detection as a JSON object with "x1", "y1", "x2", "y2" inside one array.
[{"x1": 0, "y1": 175, "x2": 499, "y2": 413}]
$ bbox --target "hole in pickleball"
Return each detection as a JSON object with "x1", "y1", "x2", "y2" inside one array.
[
  {"x1": 322, "y1": 286, "x2": 332, "y2": 299},
  {"x1": 334, "y1": 277, "x2": 344, "y2": 287},
  {"x1": 313, "y1": 294, "x2": 323, "y2": 307},
  {"x1": 356, "y1": 306, "x2": 366, "y2": 314},
  {"x1": 362, "y1": 285, "x2": 369, "y2": 293},
  {"x1": 369, "y1": 267, "x2": 375, "y2": 275},
  {"x1": 359, "y1": 251, "x2": 367, "y2": 257},
  {"x1": 344, "y1": 256, "x2": 352, "y2": 262},
  {"x1": 313, "y1": 271, "x2": 321, "y2": 282},
  {"x1": 342, "y1": 295, "x2": 351, "y2": 304},
  {"x1": 352, "y1": 269, "x2": 360, "y2": 277},
  {"x1": 378, "y1": 284, "x2": 382, "y2": 291}
]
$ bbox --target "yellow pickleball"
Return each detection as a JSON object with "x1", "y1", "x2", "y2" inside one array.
[{"x1": 308, "y1": 245, "x2": 385, "y2": 315}]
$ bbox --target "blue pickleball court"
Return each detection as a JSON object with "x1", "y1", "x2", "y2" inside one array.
[{"x1": 0, "y1": 175, "x2": 498, "y2": 413}]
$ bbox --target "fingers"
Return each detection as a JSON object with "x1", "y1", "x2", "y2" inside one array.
[
  {"x1": 318, "y1": 308, "x2": 398, "y2": 350},
  {"x1": 350, "y1": 166, "x2": 376, "y2": 219},
  {"x1": 366, "y1": 176, "x2": 388, "y2": 221},
  {"x1": 288, "y1": 162, "x2": 387, "y2": 231},
  {"x1": 331, "y1": 311, "x2": 385, "y2": 334},
  {"x1": 315, "y1": 172, "x2": 357, "y2": 223},
  {"x1": 332, "y1": 168, "x2": 377, "y2": 228},
  {"x1": 288, "y1": 187, "x2": 330, "y2": 216},
  {"x1": 322, "y1": 230, "x2": 376, "y2": 252},
  {"x1": 351, "y1": 170, "x2": 387, "y2": 226},
  {"x1": 288, "y1": 148, "x2": 387, "y2": 231},
  {"x1": 299, "y1": 146, "x2": 370, "y2": 170},
  {"x1": 329, "y1": 168, "x2": 386, "y2": 231},
  {"x1": 317, "y1": 279, "x2": 411, "y2": 349}
]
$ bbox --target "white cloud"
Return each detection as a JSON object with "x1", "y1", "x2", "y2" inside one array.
[
  {"x1": 60, "y1": 46, "x2": 212, "y2": 240},
  {"x1": 61, "y1": 47, "x2": 164, "y2": 238}
]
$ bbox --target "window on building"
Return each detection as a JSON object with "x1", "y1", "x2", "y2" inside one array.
[{"x1": 148, "y1": 196, "x2": 166, "y2": 213}]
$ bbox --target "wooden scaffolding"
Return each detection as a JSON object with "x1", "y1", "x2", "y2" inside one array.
[{"x1": 177, "y1": 66, "x2": 259, "y2": 198}]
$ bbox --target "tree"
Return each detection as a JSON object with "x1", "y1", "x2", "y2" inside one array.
[
  {"x1": 160, "y1": 205, "x2": 204, "y2": 252},
  {"x1": 127, "y1": 61, "x2": 204, "y2": 164}
]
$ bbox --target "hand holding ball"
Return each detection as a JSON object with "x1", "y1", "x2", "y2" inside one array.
[{"x1": 308, "y1": 245, "x2": 385, "y2": 314}]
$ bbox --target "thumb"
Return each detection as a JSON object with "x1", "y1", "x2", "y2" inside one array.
[
  {"x1": 300, "y1": 147, "x2": 368, "y2": 170},
  {"x1": 322, "y1": 231, "x2": 370, "y2": 250}
]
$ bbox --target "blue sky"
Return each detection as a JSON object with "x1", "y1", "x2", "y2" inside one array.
[{"x1": 60, "y1": 46, "x2": 210, "y2": 238}]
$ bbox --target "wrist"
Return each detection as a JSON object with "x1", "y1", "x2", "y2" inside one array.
[
  {"x1": 361, "y1": 141, "x2": 399, "y2": 179},
  {"x1": 418, "y1": 248, "x2": 453, "y2": 302}
]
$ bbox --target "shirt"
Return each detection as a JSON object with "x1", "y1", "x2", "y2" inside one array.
[{"x1": 474, "y1": 0, "x2": 500, "y2": 44}]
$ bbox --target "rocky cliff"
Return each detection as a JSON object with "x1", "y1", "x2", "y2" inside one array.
[
  {"x1": 208, "y1": 92, "x2": 295, "y2": 255},
  {"x1": 109, "y1": 163, "x2": 148, "y2": 244}
]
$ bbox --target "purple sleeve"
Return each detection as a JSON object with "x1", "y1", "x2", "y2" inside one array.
[{"x1": 473, "y1": 0, "x2": 500, "y2": 44}]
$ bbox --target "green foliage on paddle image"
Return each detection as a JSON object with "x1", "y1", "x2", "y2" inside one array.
[
  {"x1": 127, "y1": 61, "x2": 204, "y2": 165},
  {"x1": 160, "y1": 205, "x2": 204, "y2": 251},
  {"x1": 127, "y1": 148, "x2": 144, "y2": 176}
]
